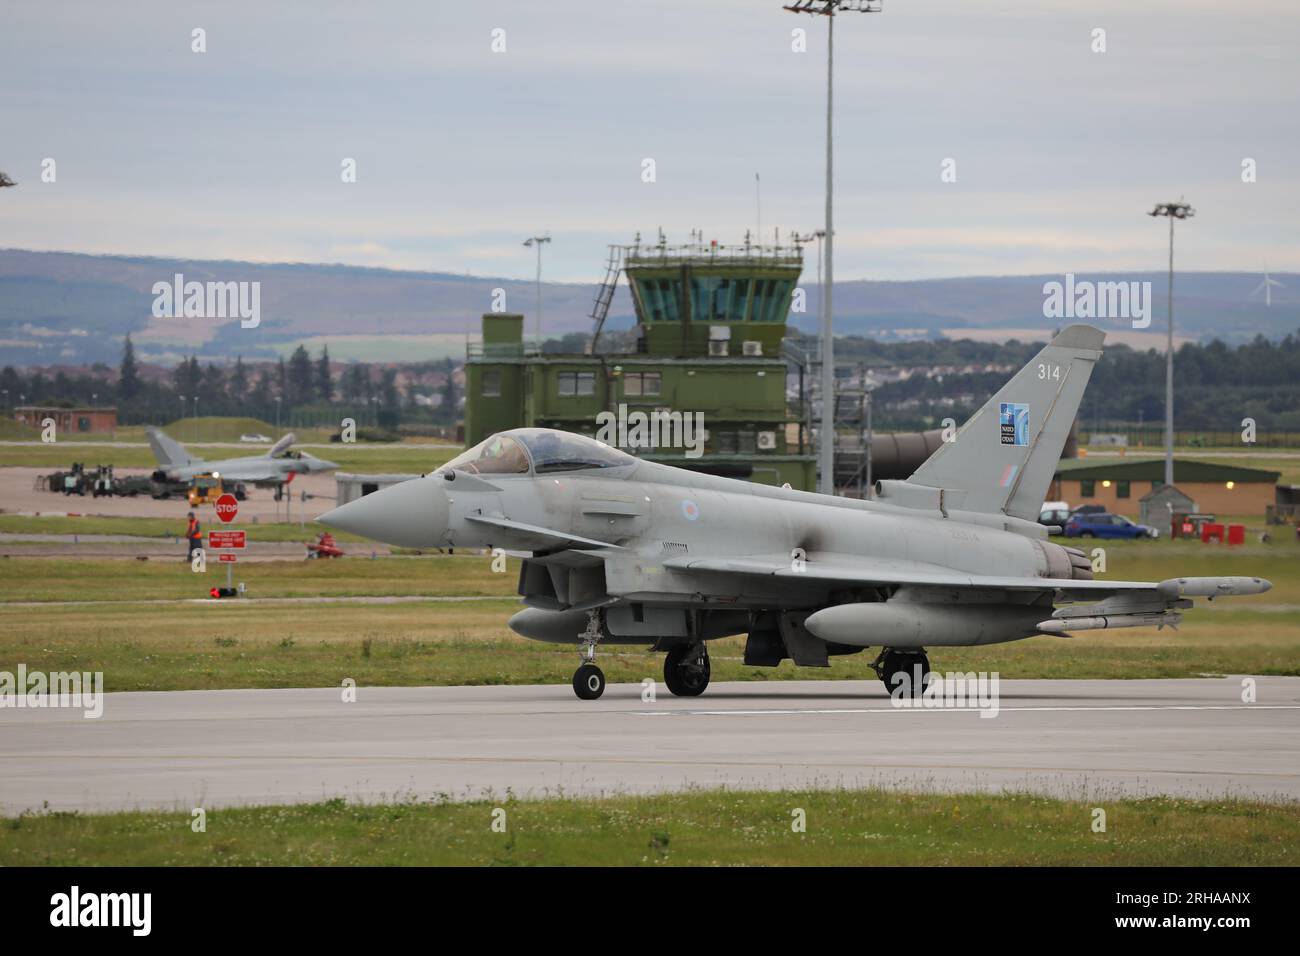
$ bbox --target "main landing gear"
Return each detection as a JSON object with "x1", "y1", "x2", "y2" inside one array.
[
  {"x1": 664, "y1": 643, "x2": 710, "y2": 697},
  {"x1": 572, "y1": 611, "x2": 606, "y2": 700},
  {"x1": 872, "y1": 648, "x2": 930, "y2": 699}
]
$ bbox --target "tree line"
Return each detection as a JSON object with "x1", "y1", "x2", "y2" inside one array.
[
  {"x1": 817, "y1": 330, "x2": 1300, "y2": 433},
  {"x1": 4, "y1": 329, "x2": 1299, "y2": 434},
  {"x1": 1, "y1": 339, "x2": 459, "y2": 428}
]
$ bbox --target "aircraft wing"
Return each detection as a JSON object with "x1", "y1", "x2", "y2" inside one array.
[{"x1": 661, "y1": 551, "x2": 1270, "y2": 603}]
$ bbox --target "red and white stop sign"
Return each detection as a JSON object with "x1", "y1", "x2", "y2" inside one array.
[{"x1": 215, "y1": 493, "x2": 239, "y2": 523}]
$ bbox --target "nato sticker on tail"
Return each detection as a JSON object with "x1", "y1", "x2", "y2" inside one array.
[{"x1": 999, "y1": 403, "x2": 1029, "y2": 446}]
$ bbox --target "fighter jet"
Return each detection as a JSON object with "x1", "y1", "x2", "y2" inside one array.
[
  {"x1": 146, "y1": 427, "x2": 339, "y2": 492},
  {"x1": 319, "y1": 325, "x2": 1271, "y2": 700}
]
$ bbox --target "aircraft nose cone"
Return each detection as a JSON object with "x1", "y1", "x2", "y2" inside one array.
[{"x1": 318, "y1": 477, "x2": 449, "y2": 548}]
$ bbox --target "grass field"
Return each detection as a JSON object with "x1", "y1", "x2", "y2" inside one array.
[
  {"x1": 0, "y1": 416, "x2": 455, "y2": 445},
  {"x1": 0, "y1": 442, "x2": 460, "y2": 473},
  {"x1": 0, "y1": 514, "x2": 382, "y2": 543},
  {"x1": 4, "y1": 790, "x2": 1296, "y2": 866},
  {"x1": 0, "y1": 537, "x2": 1295, "y2": 691},
  {"x1": 0, "y1": 553, "x2": 518, "y2": 601},
  {"x1": 4, "y1": 431, "x2": 1298, "y2": 481}
]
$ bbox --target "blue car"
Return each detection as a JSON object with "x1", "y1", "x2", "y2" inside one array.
[{"x1": 1063, "y1": 512, "x2": 1159, "y2": 539}]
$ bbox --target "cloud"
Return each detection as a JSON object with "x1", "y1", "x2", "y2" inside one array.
[{"x1": 1, "y1": 0, "x2": 1296, "y2": 281}]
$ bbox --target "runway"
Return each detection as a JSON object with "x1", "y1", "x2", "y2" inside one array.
[
  {"x1": 0, "y1": 466, "x2": 340, "y2": 521},
  {"x1": 3, "y1": 678, "x2": 1298, "y2": 813}
]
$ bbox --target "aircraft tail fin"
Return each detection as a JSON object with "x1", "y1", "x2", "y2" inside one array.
[
  {"x1": 905, "y1": 324, "x2": 1105, "y2": 521},
  {"x1": 146, "y1": 427, "x2": 191, "y2": 468}
]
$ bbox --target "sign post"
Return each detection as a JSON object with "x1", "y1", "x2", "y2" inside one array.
[{"x1": 207, "y1": 529, "x2": 247, "y2": 594}]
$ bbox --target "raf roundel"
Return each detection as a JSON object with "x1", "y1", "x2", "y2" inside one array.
[{"x1": 680, "y1": 499, "x2": 700, "y2": 521}]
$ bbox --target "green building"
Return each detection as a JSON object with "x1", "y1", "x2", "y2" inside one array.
[{"x1": 464, "y1": 238, "x2": 816, "y2": 489}]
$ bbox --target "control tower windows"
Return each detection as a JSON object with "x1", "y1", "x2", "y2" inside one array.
[
  {"x1": 690, "y1": 277, "x2": 751, "y2": 323},
  {"x1": 750, "y1": 279, "x2": 794, "y2": 324},
  {"x1": 638, "y1": 278, "x2": 680, "y2": 323}
]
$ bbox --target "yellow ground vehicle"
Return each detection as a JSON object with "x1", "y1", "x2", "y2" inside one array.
[{"x1": 187, "y1": 475, "x2": 224, "y2": 507}]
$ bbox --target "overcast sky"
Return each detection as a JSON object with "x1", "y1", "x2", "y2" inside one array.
[{"x1": 1, "y1": 0, "x2": 1296, "y2": 282}]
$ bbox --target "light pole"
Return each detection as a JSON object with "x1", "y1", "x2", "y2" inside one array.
[
  {"x1": 1147, "y1": 199, "x2": 1194, "y2": 488},
  {"x1": 179, "y1": 394, "x2": 186, "y2": 429},
  {"x1": 864, "y1": 380, "x2": 875, "y2": 496},
  {"x1": 523, "y1": 235, "x2": 551, "y2": 350},
  {"x1": 274, "y1": 396, "x2": 281, "y2": 431},
  {"x1": 783, "y1": 1, "x2": 882, "y2": 495}
]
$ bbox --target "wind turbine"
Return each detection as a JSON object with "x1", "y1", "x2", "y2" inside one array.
[{"x1": 1251, "y1": 267, "x2": 1285, "y2": 307}]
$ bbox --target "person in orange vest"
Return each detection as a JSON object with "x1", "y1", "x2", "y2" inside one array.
[{"x1": 185, "y1": 511, "x2": 202, "y2": 562}]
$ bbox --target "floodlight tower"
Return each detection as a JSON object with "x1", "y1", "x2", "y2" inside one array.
[
  {"x1": 523, "y1": 235, "x2": 552, "y2": 348},
  {"x1": 783, "y1": 0, "x2": 883, "y2": 495},
  {"x1": 1147, "y1": 199, "x2": 1195, "y2": 488}
]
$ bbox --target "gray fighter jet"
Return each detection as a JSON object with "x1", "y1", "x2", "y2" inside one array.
[
  {"x1": 146, "y1": 427, "x2": 338, "y2": 491},
  {"x1": 319, "y1": 325, "x2": 1271, "y2": 700}
]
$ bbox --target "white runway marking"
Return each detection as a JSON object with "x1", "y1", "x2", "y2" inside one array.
[{"x1": 637, "y1": 704, "x2": 1300, "y2": 716}]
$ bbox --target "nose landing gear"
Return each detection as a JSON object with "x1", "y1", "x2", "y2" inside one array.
[{"x1": 571, "y1": 610, "x2": 606, "y2": 700}]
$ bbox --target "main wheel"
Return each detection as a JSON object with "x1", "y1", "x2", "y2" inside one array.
[
  {"x1": 573, "y1": 663, "x2": 606, "y2": 700},
  {"x1": 880, "y1": 649, "x2": 930, "y2": 699},
  {"x1": 664, "y1": 645, "x2": 710, "y2": 697}
]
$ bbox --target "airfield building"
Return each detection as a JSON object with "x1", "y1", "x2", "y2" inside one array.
[
  {"x1": 464, "y1": 238, "x2": 817, "y2": 489},
  {"x1": 14, "y1": 405, "x2": 117, "y2": 435},
  {"x1": 1050, "y1": 458, "x2": 1280, "y2": 519}
]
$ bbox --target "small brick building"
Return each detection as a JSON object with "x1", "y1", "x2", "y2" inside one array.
[
  {"x1": 14, "y1": 406, "x2": 118, "y2": 435},
  {"x1": 1050, "y1": 457, "x2": 1279, "y2": 520}
]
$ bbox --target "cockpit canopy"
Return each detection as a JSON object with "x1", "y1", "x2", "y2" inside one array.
[{"x1": 440, "y1": 428, "x2": 634, "y2": 476}]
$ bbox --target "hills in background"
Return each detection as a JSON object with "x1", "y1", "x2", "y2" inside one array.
[{"x1": 1, "y1": 249, "x2": 1296, "y2": 367}]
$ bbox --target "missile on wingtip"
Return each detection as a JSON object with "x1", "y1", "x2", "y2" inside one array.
[{"x1": 1155, "y1": 576, "x2": 1272, "y2": 598}]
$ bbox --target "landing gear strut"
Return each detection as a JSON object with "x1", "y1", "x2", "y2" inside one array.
[
  {"x1": 664, "y1": 643, "x2": 710, "y2": 697},
  {"x1": 872, "y1": 648, "x2": 930, "y2": 699},
  {"x1": 572, "y1": 611, "x2": 606, "y2": 700}
]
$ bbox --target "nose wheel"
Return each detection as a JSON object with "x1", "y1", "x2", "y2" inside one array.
[{"x1": 573, "y1": 663, "x2": 606, "y2": 700}]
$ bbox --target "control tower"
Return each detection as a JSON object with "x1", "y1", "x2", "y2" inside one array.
[{"x1": 463, "y1": 234, "x2": 816, "y2": 489}]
